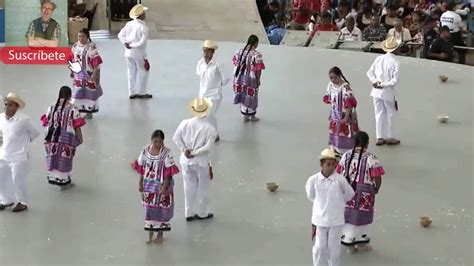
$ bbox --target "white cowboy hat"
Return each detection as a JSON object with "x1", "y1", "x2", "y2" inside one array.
[
  {"x1": 188, "y1": 97, "x2": 212, "y2": 118},
  {"x1": 4, "y1": 92, "x2": 25, "y2": 109},
  {"x1": 129, "y1": 4, "x2": 148, "y2": 19},
  {"x1": 381, "y1": 36, "x2": 400, "y2": 53},
  {"x1": 203, "y1": 40, "x2": 218, "y2": 50},
  {"x1": 318, "y1": 148, "x2": 338, "y2": 160}
]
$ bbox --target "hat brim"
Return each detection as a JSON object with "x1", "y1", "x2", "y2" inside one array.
[
  {"x1": 189, "y1": 98, "x2": 213, "y2": 118},
  {"x1": 5, "y1": 97, "x2": 25, "y2": 109},
  {"x1": 319, "y1": 155, "x2": 338, "y2": 160},
  {"x1": 203, "y1": 45, "x2": 218, "y2": 50},
  {"x1": 381, "y1": 40, "x2": 400, "y2": 53},
  {"x1": 129, "y1": 6, "x2": 148, "y2": 19}
]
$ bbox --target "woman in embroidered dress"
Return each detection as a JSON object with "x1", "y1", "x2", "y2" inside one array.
[
  {"x1": 131, "y1": 130, "x2": 180, "y2": 244},
  {"x1": 323, "y1": 66, "x2": 359, "y2": 155},
  {"x1": 41, "y1": 86, "x2": 85, "y2": 190},
  {"x1": 336, "y1": 131, "x2": 384, "y2": 246},
  {"x1": 70, "y1": 28, "x2": 103, "y2": 119},
  {"x1": 232, "y1": 34, "x2": 265, "y2": 122}
]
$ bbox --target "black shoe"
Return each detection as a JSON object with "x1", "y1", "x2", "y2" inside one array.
[
  {"x1": 0, "y1": 203, "x2": 14, "y2": 211},
  {"x1": 196, "y1": 213, "x2": 214, "y2": 220},
  {"x1": 138, "y1": 94, "x2": 153, "y2": 99},
  {"x1": 129, "y1": 94, "x2": 139, "y2": 99},
  {"x1": 186, "y1": 216, "x2": 197, "y2": 222}
]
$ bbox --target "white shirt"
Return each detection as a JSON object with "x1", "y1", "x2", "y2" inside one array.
[
  {"x1": 118, "y1": 19, "x2": 149, "y2": 59},
  {"x1": 196, "y1": 58, "x2": 230, "y2": 100},
  {"x1": 340, "y1": 26, "x2": 362, "y2": 42},
  {"x1": 388, "y1": 27, "x2": 412, "y2": 42},
  {"x1": 173, "y1": 117, "x2": 217, "y2": 167},
  {"x1": 367, "y1": 53, "x2": 399, "y2": 101},
  {"x1": 305, "y1": 171, "x2": 355, "y2": 227},
  {"x1": 440, "y1": 10, "x2": 463, "y2": 33},
  {"x1": 0, "y1": 112, "x2": 39, "y2": 162}
]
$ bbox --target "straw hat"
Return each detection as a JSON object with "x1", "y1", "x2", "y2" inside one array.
[
  {"x1": 4, "y1": 93, "x2": 25, "y2": 109},
  {"x1": 189, "y1": 97, "x2": 212, "y2": 118},
  {"x1": 381, "y1": 36, "x2": 400, "y2": 53},
  {"x1": 319, "y1": 148, "x2": 338, "y2": 160},
  {"x1": 129, "y1": 4, "x2": 148, "y2": 19},
  {"x1": 203, "y1": 40, "x2": 218, "y2": 50}
]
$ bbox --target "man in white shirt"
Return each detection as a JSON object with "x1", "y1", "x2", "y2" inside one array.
[
  {"x1": 305, "y1": 148, "x2": 354, "y2": 266},
  {"x1": 387, "y1": 19, "x2": 412, "y2": 43},
  {"x1": 118, "y1": 4, "x2": 151, "y2": 99},
  {"x1": 173, "y1": 98, "x2": 217, "y2": 222},
  {"x1": 367, "y1": 37, "x2": 401, "y2": 146},
  {"x1": 440, "y1": 2, "x2": 466, "y2": 64},
  {"x1": 340, "y1": 16, "x2": 362, "y2": 42},
  {"x1": 196, "y1": 40, "x2": 230, "y2": 142},
  {"x1": 0, "y1": 93, "x2": 39, "y2": 212}
]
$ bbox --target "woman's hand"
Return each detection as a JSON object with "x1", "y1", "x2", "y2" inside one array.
[
  {"x1": 138, "y1": 180, "x2": 144, "y2": 193},
  {"x1": 159, "y1": 185, "x2": 168, "y2": 195},
  {"x1": 341, "y1": 116, "x2": 349, "y2": 124}
]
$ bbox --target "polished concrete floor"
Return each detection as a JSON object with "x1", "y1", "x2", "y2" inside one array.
[{"x1": 0, "y1": 40, "x2": 473, "y2": 266}]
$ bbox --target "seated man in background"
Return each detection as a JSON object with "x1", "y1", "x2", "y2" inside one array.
[
  {"x1": 340, "y1": 16, "x2": 362, "y2": 41},
  {"x1": 388, "y1": 18, "x2": 412, "y2": 42},
  {"x1": 26, "y1": 0, "x2": 61, "y2": 47},
  {"x1": 423, "y1": 15, "x2": 439, "y2": 58},
  {"x1": 427, "y1": 25, "x2": 454, "y2": 62},
  {"x1": 313, "y1": 11, "x2": 339, "y2": 32},
  {"x1": 362, "y1": 15, "x2": 387, "y2": 42}
]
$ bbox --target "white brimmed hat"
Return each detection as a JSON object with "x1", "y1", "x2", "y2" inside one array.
[
  {"x1": 203, "y1": 40, "x2": 218, "y2": 50},
  {"x1": 129, "y1": 4, "x2": 148, "y2": 19},
  {"x1": 319, "y1": 148, "x2": 338, "y2": 160},
  {"x1": 189, "y1": 97, "x2": 212, "y2": 118},
  {"x1": 4, "y1": 93, "x2": 25, "y2": 109},
  {"x1": 381, "y1": 36, "x2": 400, "y2": 53}
]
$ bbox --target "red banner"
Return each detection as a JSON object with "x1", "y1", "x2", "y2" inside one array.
[{"x1": 0, "y1": 47, "x2": 72, "y2": 65}]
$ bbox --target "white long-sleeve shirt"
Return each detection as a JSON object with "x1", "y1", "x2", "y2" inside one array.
[
  {"x1": 367, "y1": 52, "x2": 399, "y2": 101},
  {"x1": 388, "y1": 27, "x2": 412, "y2": 42},
  {"x1": 0, "y1": 112, "x2": 39, "y2": 162},
  {"x1": 196, "y1": 58, "x2": 230, "y2": 100},
  {"x1": 440, "y1": 10, "x2": 463, "y2": 33},
  {"x1": 117, "y1": 19, "x2": 149, "y2": 59},
  {"x1": 173, "y1": 117, "x2": 217, "y2": 167},
  {"x1": 340, "y1": 26, "x2": 362, "y2": 42},
  {"x1": 305, "y1": 171, "x2": 355, "y2": 227}
]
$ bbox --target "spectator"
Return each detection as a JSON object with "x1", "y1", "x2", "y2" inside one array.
[
  {"x1": 405, "y1": 11, "x2": 423, "y2": 37},
  {"x1": 388, "y1": 18, "x2": 412, "y2": 42},
  {"x1": 356, "y1": 4, "x2": 373, "y2": 31},
  {"x1": 260, "y1": 1, "x2": 280, "y2": 28},
  {"x1": 340, "y1": 16, "x2": 362, "y2": 41},
  {"x1": 381, "y1": 4, "x2": 399, "y2": 30},
  {"x1": 314, "y1": 11, "x2": 339, "y2": 32},
  {"x1": 289, "y1": 0, "x2": 322, "y2": 30},
  {"x1": 427, "y1": 25, "x2": 454, "y2": 62},
  {"x1": 362, "y1": 14, "x2": 387, "y2": 41},
  {"x1": 332, "y1": 0, "x2": 350, "y2": 29},
  {"x1": 423, "y1": 15, "x2": 439, "y2": 57},
  {"x1": 440, "y1": 2, "x2": 466, "y2": 64}
]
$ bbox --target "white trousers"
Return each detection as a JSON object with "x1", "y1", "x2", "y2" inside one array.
[
  {"x1": 126, "y1": 56, "x2": 149, "y2": 96},
  {"x1": 0, "y1": 159, "x2": 30, "y2": 205},
  {"x1": 373, "y1": 98, "x2": 397, "y2": 139},
  {"x1": 313, "y1": 225, "x2": 343, "y2": 266},
  {"x1": 181, "y1": 164, "x2": 211, "y2": 218},
  {"x1": 207, "y1": 98, "x2": 221, "y2": 133}
]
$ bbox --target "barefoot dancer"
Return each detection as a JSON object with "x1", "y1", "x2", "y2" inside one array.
[{"x1": 132, "y1": 130, "x2": 180, "y2": 243}]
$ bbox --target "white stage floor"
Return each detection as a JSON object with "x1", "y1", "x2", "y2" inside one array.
[{"x1": 0, "y1": 40, "x2": 473, "y2": 265}]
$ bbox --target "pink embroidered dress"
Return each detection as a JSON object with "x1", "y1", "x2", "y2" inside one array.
[
  {"x1": 336, "y1": 150, "x2": 385, "y2": 243},
  {"x1": 132, "y1": 146, "x2": 180, "y2": 232},
  {"x1": 70, "y1": 41, "x2": 103, "y2": 114},
  {"x1": 41, "y1": 101, "x2": 86, "y2": 186},
  {"x1": 232, "y1": 49, "x2": 265, "y2": 115}
]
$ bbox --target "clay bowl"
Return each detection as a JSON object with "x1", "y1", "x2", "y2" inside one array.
[
  {"x1": 266, "y1": 182, "x2": 279, "y2": 192},
  {"x1": 420, "y1": 216, "x2": 432, "y2": 228},
  {"x1": 437, "y1": 115, "x2": 449, "y2": 123},
  {"x1": 439, "y1": 75, "x2": 448, "y2": 83}
]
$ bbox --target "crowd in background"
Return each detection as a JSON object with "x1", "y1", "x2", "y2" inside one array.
[{"x1": 257, "y1": 0, "x2": 473, "y2": 64}]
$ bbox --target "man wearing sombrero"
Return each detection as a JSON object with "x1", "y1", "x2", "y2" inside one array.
[
  {"x1": 0, "y1": 93, "x2": 39, "y2": 212},
  {"x1": 196, "y1": 40, "x2": 230, "y2": 142},
  {"x1": 173, "y1": 98, "x2": 217, "y2": 221},
  {"x1": 366, "y1": 36, "x2": 401, "y2": 146},
  {"x1": 118, "y1": 4, "x2": 151, "y2": 99}
]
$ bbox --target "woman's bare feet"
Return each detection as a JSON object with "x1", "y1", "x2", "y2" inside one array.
[
  {"x1": 146, "y1": 232, "x2": 154, "y2": 244},
  {"x1": 154, "y1": 232, "x2": 164, "y2": 243}
]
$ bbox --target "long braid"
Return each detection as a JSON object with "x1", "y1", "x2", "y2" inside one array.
[
  {"x1": 234, "y1": 44, "x2": 250, "y2": 77},
  {"x1": 352, "y1": 146, "x2": 364, "y2": 191},
  {"x1": 45, "y1": 98, "x2": 61, "y2": 141},
  {"x1": 235, "y1": 35, "x2": 259, "y2": 77},
  {"x1": 340, "y1": 73, "x2": 350, "y2": 84},
  {"x1": 45, "y1": 86, "x2": 72, "y2": 142},
  {"x1": 344, "y1": 146, "x2": 357, "y2": 184},
  {"x1": 346, "y1": 131, "x2": 369, "y2": 190}
]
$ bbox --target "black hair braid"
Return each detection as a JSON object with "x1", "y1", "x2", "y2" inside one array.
[
  {"x1": 45, "y1": 97, "x2": 61, "y2": 141},
  {"x1": 345, "y1": 146, "x2": 357, "y2": 184},
  {"x1": 45, "y1": 86, "x2": 72, "y2": 142},
  {"x1": 235, "y1": 35, "x2": 259, "y2": 77},
  {"x1": 234, "y1": 44, "x2": 250, "y2": 78}
]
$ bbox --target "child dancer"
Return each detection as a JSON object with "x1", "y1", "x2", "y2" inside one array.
[
  {"x1": 305, "y1": 148, "x2": 355, "y2": 266},
  {"x1": 323, "y1": 66, "x2": 359, "y2": 156},
  {"x1": 337, "y1": 131, "x2": 384, "y2": 247}
]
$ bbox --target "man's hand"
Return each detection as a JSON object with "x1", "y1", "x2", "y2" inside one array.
[
  {"x1": 125, "y1": 43, "x2": 131, "y2": 49},
  {"x1": 185, "y1": 149, "x2": 194, "y2": 159},
  {"x1": 372, "y1": 81, "x2": 383, "y2": 89}
]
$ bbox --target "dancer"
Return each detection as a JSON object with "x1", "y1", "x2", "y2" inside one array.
[
  {"x1": 323, "y1": 66, "x2": 359, "y2": 155},
  {"x1": 118, "y1": 4, "x2": 151, "y2": 99},
  {"x1": 41, "y1": 86, "x2": 85, "y2": 190},
  {"x1": 336, "y1": 131, "x2": 384, "y2": 247},
  {"x1": 366, "y1": 36, "x2": 401, "y2": 146},
  {"x1": 70, "y1": 28, "x2": 103, "y2": 119},
  {"x1": 173, "y1": 98, "x2": 217, "y2": 221},
  {"x1": 232, "y1": 34, "x2": 265, "y2": 122},
  {"x1": 196, "y1": 40, "x2": 229, "y2": 142},
  {"x1": 305, "y1": 148, "x2": 355, "y2": 266},
  {"x1": 0, "y1": 93, "x2": 39, "y2": 212},
  {"x1": 132, "y1": 130, "x2": 180, "y2": 244}
]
